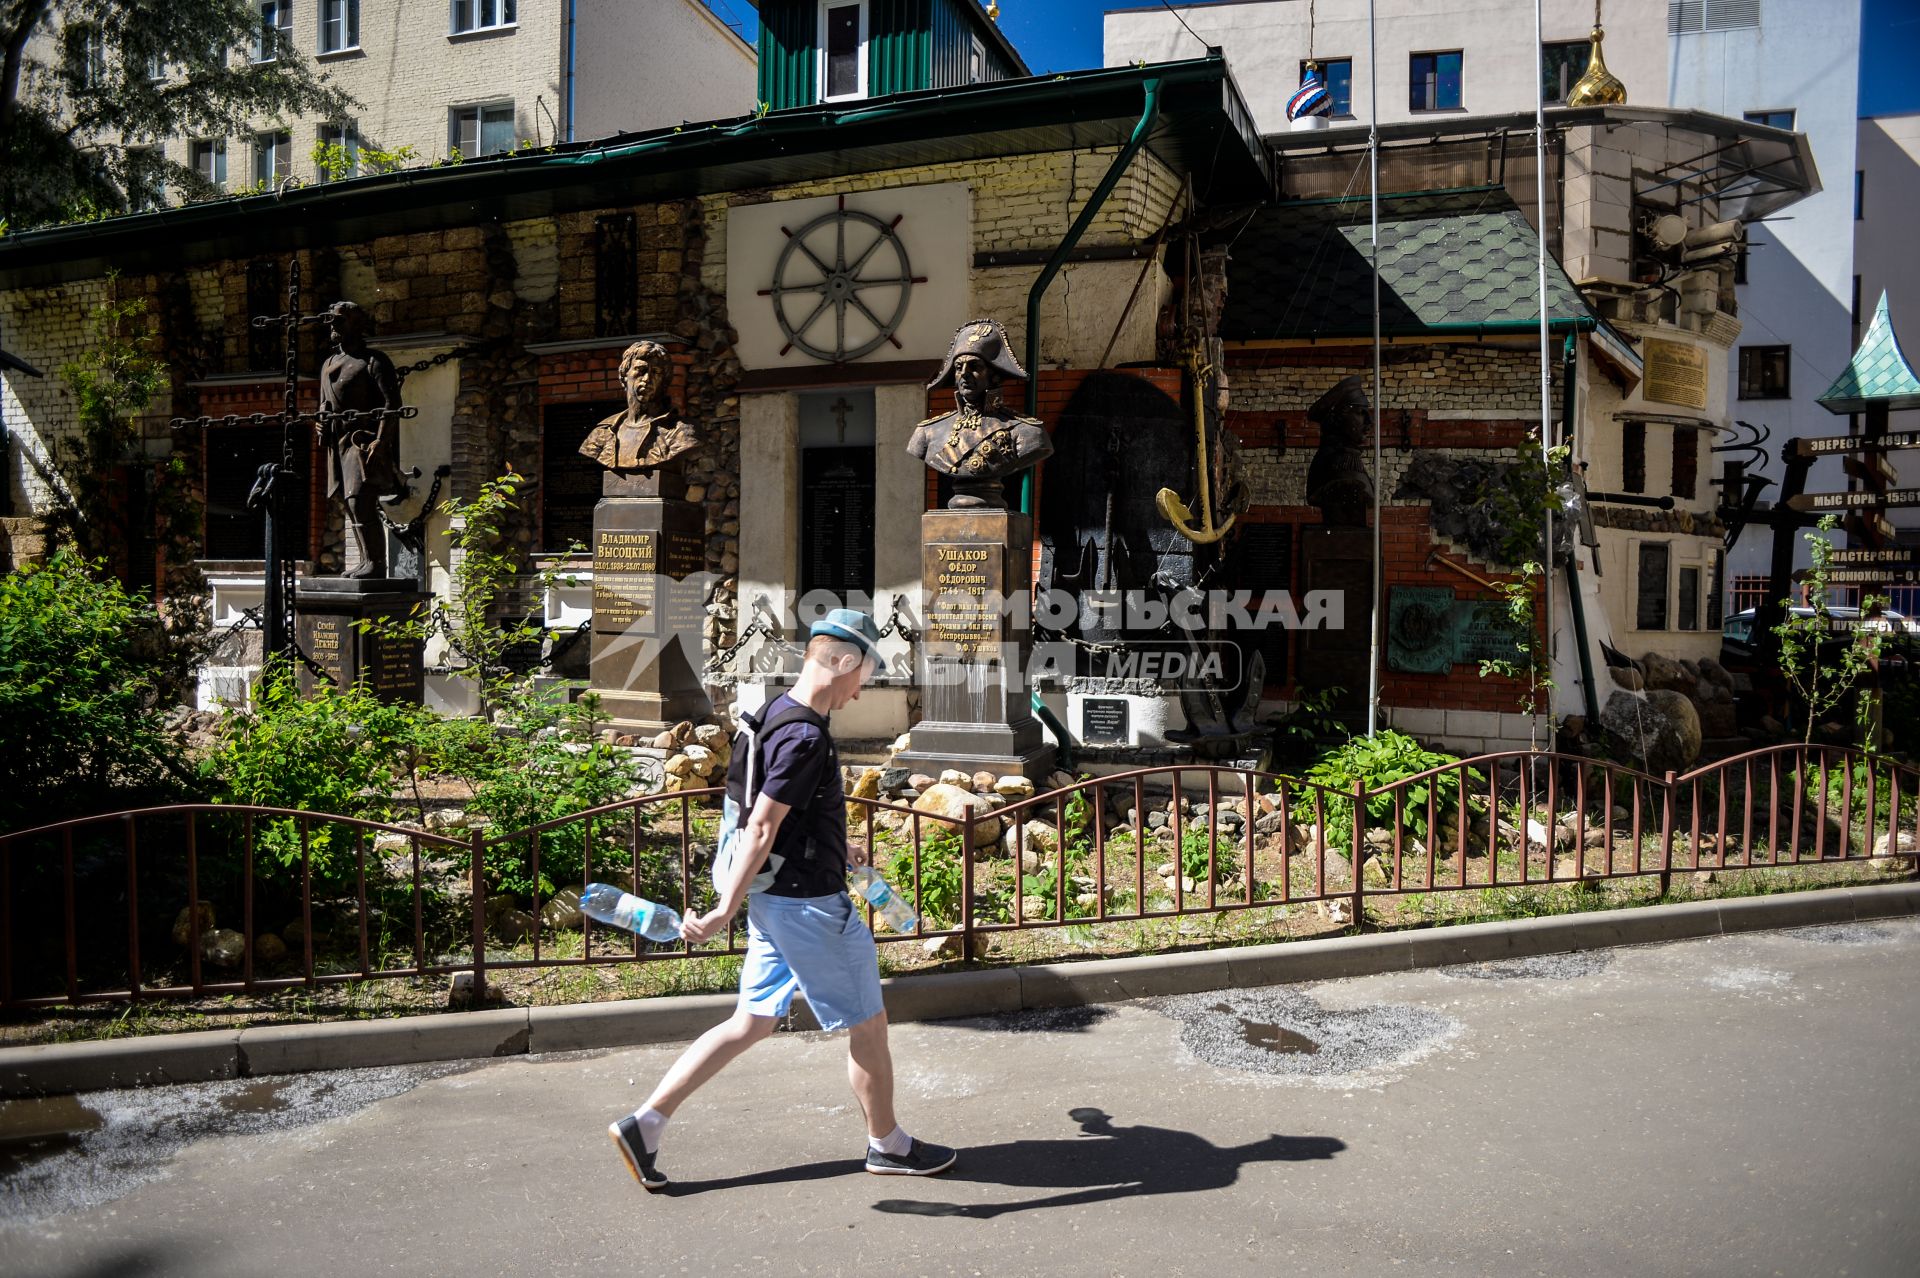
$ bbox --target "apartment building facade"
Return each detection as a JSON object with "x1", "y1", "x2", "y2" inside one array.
[
  {"x1": 44, "y1": 0, "x2": 756, "y2": 207},
  {"x1": 1855, "y1": 112, "x2": 1920, "y2": 500}
]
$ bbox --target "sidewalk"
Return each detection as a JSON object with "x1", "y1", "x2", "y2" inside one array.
[{"x1": 4, "y1": 880, "x2": 1914, "y2": 1098}]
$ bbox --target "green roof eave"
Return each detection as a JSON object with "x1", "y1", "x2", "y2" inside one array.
[
  {"x1": 1819, "y1": 291, "x2": 1920, "y2": 413},
  {"x1": 0, "y1": 57, "x2": 1265, "y2": 290}
]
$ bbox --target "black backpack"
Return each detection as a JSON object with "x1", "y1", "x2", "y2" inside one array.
[{"x1": 710, "y1": 702, "x2": 831, "y2": 894}]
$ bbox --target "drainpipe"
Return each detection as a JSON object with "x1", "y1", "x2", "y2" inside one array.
[
  {"x1": 564, "y1": 0, "x2": 578, "y2": 143},
  {"x1": 1017, "y1": 78, "x2": 1163, "y2": 770},
  {"x1": 1560, "y1": 333, "x2": 1601, "y2": 723}
]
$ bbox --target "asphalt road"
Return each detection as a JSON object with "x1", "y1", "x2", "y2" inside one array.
[{"x1": 4, "y1": 920, "x2": 1919, "y2": 1277}]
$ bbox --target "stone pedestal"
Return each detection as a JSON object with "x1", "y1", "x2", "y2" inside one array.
[
  {"x1": 896, "y1": 509, "x2": 1055, "y2": 779},
  {"x1": 294, "y1": 577, "x2": 427, "y2": 702},
  {"x1": 1298, "y1": 527, "x2": 1375, "y2": 726},
  {"x1": 587, "y1": 495, "x2": 711, "y2": 735}
]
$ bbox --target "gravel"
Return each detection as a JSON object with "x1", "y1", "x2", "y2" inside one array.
[
  {"x1": 1436, "y1": 951, "x2": 1614, "y2": 982},
  {"x1": 1784, "y1": 923, "x2": 1898, "y2": 946},
  {"x1": 1150, "y1": 987, "x2": 1459, "y2": 1084},
  {"x1": 0, "y1": 1063, "x2": 464, "y2": 1226},
  {"x1": 940, "y1": 1005, "x2": 1118, "y2": 1035}
]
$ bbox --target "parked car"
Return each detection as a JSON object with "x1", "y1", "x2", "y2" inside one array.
[{"x1": 1721, "y1": 605, "x2": 1917, "y2": 675}]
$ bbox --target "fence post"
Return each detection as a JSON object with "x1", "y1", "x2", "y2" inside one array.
[
  {"x1": 1350, "y1": 779, "x2": 1366, "y2": 931},
  {"x1": 1659, "y1": 771, "x2": 1675, "y2": 898},
  {"x1": 470, "y1": 830, "x2": 487, "y2": 1008},
  {"x1": 961, "y1": 808, "x2": 976, "y2": 962}
]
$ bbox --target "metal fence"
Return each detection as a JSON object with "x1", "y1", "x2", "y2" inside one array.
[{"x1": 2, "y1": 744, "x2": 1914, "y2": 1011}]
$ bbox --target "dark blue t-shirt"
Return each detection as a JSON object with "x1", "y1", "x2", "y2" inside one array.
[{"x1": 755, "y1": 694, "x2": 848, "y2": 897}]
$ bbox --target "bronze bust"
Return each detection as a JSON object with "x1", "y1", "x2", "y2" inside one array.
[
  {"x1": 907, "y1": 318, "x2": 1054, "y2": 509},
  {"x1": 318, "y1": 301, "x2": 408, "y2": 577},
  {"x1": 1305, "y1": 374, "x2": 1375, "y2": 528},
  {"x1": 579, "y1": 341, "x2": 699, "y2": 489}
]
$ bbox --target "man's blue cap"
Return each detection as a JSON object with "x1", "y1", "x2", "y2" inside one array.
[{"x1": 809, "y1": 607, "x2": 888, "y2": 674}]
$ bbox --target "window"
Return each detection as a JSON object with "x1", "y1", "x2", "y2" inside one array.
[
  {"x1": 969, "y1": 35, "x2": 985, "y2": 84},
  {"x1": 146, "y1": 52, "x2": 168, "y2": 82},
  {"x1": 1409, "y1": 51, "x2": 1462, "y2": 112},
  {"x1": 1541, "y1": 39, "x2": 1590, "y2": 104},
  {"x1": 1300, "y1": 58, "x2": 1354, "y2": 116},
  {"x1": 254, "y1": 1, "x2": 293, "y2": 62},
  {"x1": 450, "y1": 0, "x2": 515, "y2": 35},
  {"x1": 1678, "y1": 566, "x2": 1701, "y2": 631},
  {"x1": 65, "y1": 24, "x2": 106, "y2": 90},
  {"x1": 1853, "y1": 274, "x2": 1862, "y2": 339},
  {"x1": 1738, "y1": 345, "x2": 1791, "y2": 399},
  {"x1": 1637, "y1": 543, "x2": 1671, "y2": 630},
  {"x1": 318, "y1": 121, "x2": 359, "y2": 180},
  {"x1": 450, "y1": 103, "x2": 516, "y2": 157},
  {"x1": 1855, "y1": 169, "x2": 1864, "y2": 221},
  {"x1": 1622, "y1": 420, "x2": 1646, "y2": 493},
  {"x1": 1671, "y1": 427, "x2": 1698, "y2": 500},
  {"x1": 125, "y1": 148, "x2": 164, "y2": 212},
  {"x1": 819, "y1": 0, "x2": 866, "y2": 102},
  {"x1": 254, "y1": 130, "x2": 291, "y2": 186},
  {"x1": 1743, "y1": 108, "x2": 1794, "y2": 131},
  {"x1": 319, "y1": 0, "x2": 358, "y2": 53},
  {"x1": 191, "y1": 139, "x2": 228, "y2": 189}
]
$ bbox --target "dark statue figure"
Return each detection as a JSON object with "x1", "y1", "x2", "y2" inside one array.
[
  {"x1": 319, "y1": 301, "x2": 408, "y2": 578},
  {"x1": 579, "y1": 340, "x2": 700, "y2": 485},
  {"x1": 907, "y1": 318, "x2": 1054, "y2": 509},
  {"x1": 1305, "y1": 374, "x2": 1375, "y2": 527}
]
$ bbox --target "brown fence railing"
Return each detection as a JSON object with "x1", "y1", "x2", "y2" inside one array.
[{"x1": 2, "y1": 745, "x2": 1914, "y2": 1011}]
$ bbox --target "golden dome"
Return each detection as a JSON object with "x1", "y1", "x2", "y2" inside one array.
[{"x1": 1567, "y1": 25, "x2": 1627, "y2": 107}]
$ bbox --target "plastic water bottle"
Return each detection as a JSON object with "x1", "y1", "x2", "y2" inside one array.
[
  {"x1": 848, "y1": 867, "x2": 918, "y2": 933},
  {"x1": 580, "y1": 883, "x2": 682, "y2": 942}
]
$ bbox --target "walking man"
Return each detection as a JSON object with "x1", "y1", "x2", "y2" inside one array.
[{"x1": 610, "y1": 609, "x2": 957, "y2": 1191}]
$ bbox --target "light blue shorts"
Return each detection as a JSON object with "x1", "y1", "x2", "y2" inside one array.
[{"x1": 739, "y1": 891, "x2": 886, "y2": 1032}]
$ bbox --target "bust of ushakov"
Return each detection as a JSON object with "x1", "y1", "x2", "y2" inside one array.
[{"x1": 906, "y1": 318, "x2": 1054, "y2": 510}]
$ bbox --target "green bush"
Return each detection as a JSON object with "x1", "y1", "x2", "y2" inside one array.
[
  {"x1": 1296, "y1": 730, "x2": 1482, "y2": 855},
  {"x1": 0, "y1": 550, "x2": 189, "y2": 832},
  {"x1": 1179, "y1": 826, "x2": 1241, "y2": 884},
  {"x1": 886, "y1": 825, "x2": 964, "y2": 929}
]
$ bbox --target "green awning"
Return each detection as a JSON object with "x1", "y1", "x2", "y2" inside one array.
[
  {"x1": 1219, "y1": 187, "x2": 1600, "y2": 342},
  {"x1": 1818, "y1": 291, "x2": 1920, "y2": 414}
]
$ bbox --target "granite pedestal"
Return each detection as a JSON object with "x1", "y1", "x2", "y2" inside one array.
[
  {"x1": 294, "y1": 577, "x2": 427, "y2": 702},
  {"x1": 586, "y1": 490, "x2": 711, "y2": 735}
]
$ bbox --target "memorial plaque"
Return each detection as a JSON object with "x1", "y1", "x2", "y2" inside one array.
[
  {"x1": 1643, "y1": 338, "x2": 1709, "y2": 410},
  {"x1": 1297, "y1": 527, "x2": 1372, "y2": 717},
  {"x1": 1236, "y1": 524, "x2": 1294, "y2": 593},
  {"x1": 1082, "y1": 697, "x2": 1130, "y2": 744},
  {"x1": 1386, "y1": 586, "x2": 1524, "y2": 674},
  {"x1": 926, "y1": 541, "x2": 1003, "y2": 657},
  {"x1": 587, "y1": 495, "x2": 710, "y2": 732},
  {"x1": 801, "y1": 447, "x2": 874, "y2": 597},
  {"x1": 302, "y1": 613, "x2": 352, "y2": 687},
  {"x1": 293, "y1": 580, "x2": 427, "y2": 703}
]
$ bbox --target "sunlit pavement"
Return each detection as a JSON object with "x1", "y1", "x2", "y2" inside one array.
[{"x1": 4, "y1": 920, "x2": 1919, "y2": 1276}]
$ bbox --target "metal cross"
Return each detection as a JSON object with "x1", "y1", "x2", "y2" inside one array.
[
  {"x1": 170, "y1": 258, "x2": 417, "y2": 672},
  {"x1": 829, "y1": 394, "x2": 853, "y2": 444}
]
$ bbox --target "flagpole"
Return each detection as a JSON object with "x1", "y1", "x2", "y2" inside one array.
[
  {"x1": 1365, "y1": 0, "x2": 1384, "y2": 738},
  {"x1": 1534, "y1": 0, "x2": 1555, "y2": 746}
]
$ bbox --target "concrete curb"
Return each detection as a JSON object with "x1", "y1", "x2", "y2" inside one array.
[{"x1": 4, "y1": 881, "x2": 1916, "y2": 1097}]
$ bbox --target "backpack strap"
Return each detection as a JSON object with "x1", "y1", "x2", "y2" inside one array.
[{"x1": 747, "y1": 702, "x2": 832, "y2": 861}]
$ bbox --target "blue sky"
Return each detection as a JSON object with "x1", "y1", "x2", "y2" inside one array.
[{"x1": 705, "y1": 0, "x2": 1920, "y2": 116}]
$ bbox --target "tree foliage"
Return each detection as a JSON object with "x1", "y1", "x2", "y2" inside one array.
[{"x1": 0, "y1": 0, "x2": 354, "y2": 227}]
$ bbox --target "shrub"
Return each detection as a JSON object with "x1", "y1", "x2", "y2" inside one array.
[
  {"x1": 1297, "y1": 730, "x2": 1482, "y2": 855},
  {"x1": 0, "y1": 550, "x2": 190, "y2": 832},
  {"x1": 886, "y1": 825, "x2": 964, "y2": 929}
]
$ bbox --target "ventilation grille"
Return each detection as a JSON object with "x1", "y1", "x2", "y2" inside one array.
[{"x1": 1670, "y1": 0, "x2": 1762, "y2": 32}]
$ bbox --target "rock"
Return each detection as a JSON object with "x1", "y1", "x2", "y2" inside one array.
[
  {"x1": 253, "y1": 932, "x2": 288, "y2": 965},
  {"x1": 980, "y1": 792, "x2": 1008, "y2": 810},
  {"x1": 651, "y1": 730, "x2": 677, "y2": 750},
  {"x1": 172, "y1": 902, "x2": 216, "y2": 947},
  {"x1": 670, "y1": 720, "x2": 696, "y2": 746},
  {"x1": 447, "y1": 970, "x2": 476, "y2": 1010},
  {"x1": 1002, "y1": 820, "x2": 1059, "y2": 858},
  {"x1": 1218, "y1": 809, "x2": 1245, "y2": 830},
  {"x1": 845, "y1": 766, "x2": 882, "y2": 825},
  {"x1": 1046, "y1": 770, "x2": 1076, "y2": 792},
  {"x1": 1020, "y1": 897, "x2": 1050, "y2": 920},
  {"x1": 693, "y1": 723, "x2": 729, "y2": 752},
  {"x1": 908, "y1": 773, "x2": 937, "y2": 792},
  {"x1": 911, "y1": 783, "x2": 1002, "y2": 848},
  {"x1": 1363, "y1": 828, "x2": 1393, "y2": 852},
  {"x1": 1611, "y1": 806, "x2": 1631, "y2": 824},
  {"x1": 923, "y1": 934, "x2": 961, "y2": 958},
  {"x1": 1611, "y1": 666, "x2": 1644, "y2": 692},
  {"x1": 1640, "y1": 652, "x2": 1698, "y2": 697},
  {"x1": 879, "y1": 767, "x2": 911, "y2": 795},
  {"x1": 1155, "y1": 861, "x2": 1177, "y2": 878},
  {"x1": 492, "y1": 907, "x2": 537, "y2": 943},
  {"x1": 1599, "y1": 689, "x2": 1702, "y2": 774},
  {"x1": 1181, "y1": 876, "x2": 1200, "y2": 893},
  {"x1": 426, "y1": 807, "x2": 467, "y2": 832},
  {"x1": 663, "y1": 752, "x2": 696, "y2": 778},
  {"x1": 1148, "y1": 810, "x2": 1170, "y2": 830},
  {"x1": 1317, "y1": 899, "x2": 1354, "y2": 926},
  {"x1": 888, "y1": 732, "x2": 913, "y2": 756},
  {"x1": 681, "y1": 744, "x2": 717, "y2": 776},
  {"x1": 541, "y1": 887, "x2": 583, "y2": 931},
  {"x1": 373, "y1": 830, "x2": 412, "y2": 855},
  {"x1": 1695, "y1": 656, "x2": 1736, "y2": 692},
  {"x1": 994, "y1": 775, "x2": 1035, "y2": 799},
  {"x1": 971, "y1": 770, "x2": 999, "y2": 793},
  {"x1": 1362, "y1": 855, "x2": 1391, "y2": 887},
  {"x1": 1584, "y1": 827, "x2": 1607, "y2": 849},
  {"x1": 938, "y1": 769, "x2": 973, "y2": 791},
  {"x1": 1873, "y1": 830, "x2": 1918, "y2": 856},
  {"x1": 282, "y1": 920, "x2": 307, "y2": 952},
  {"x1": 198, "y1": 928, "x2": 246, "y2": 968}
]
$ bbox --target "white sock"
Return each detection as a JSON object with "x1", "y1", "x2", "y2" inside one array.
[
  {"x1": 870, "y1": 1124, "x2": 912, "y2": 1156},
  {"x1": 635, "y1": 1106, "x2": 669, "y2": 1154}
]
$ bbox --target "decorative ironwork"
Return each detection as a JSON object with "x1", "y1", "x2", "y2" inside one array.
[
  {"x1": 759, "y1": 196, "x2": 923, "y2": 363},
  {"x1": 593, "y1": 211, "x2": 638, "y2": 338}
]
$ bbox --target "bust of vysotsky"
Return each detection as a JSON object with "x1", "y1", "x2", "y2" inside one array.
[{"x1": 579, "y1": 340, "x2": 700, "y2": 475}]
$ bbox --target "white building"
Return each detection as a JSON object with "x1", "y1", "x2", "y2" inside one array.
[
  {"x1": 1664, "y1": 0, "x2": 1863, "y2": 607},
  {"x1": 1104, "y1": 0, "x2": 1670, "y2": 134},
  {"x1": 27, "y1": 0, "x2": 756, "y2": 204}
]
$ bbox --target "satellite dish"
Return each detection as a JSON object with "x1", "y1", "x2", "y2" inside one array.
[{"x1": 1648, "y1": 214, "x2": 1688, "y2": 250}]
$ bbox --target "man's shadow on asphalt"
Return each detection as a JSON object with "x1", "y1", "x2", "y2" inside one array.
[{"x1": 667, "y1": 1107, "x2": 1344, "y2": 1218}]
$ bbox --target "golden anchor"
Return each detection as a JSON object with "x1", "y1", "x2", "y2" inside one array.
[{"x1": 1157, "y1": 347, "x2": 1236, "y2": 545}]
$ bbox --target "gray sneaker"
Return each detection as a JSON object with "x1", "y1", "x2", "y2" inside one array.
[
  {"x1": 865, "y1": 1137, "x2": 957, "y2": 1176},
  {"x1": 609, "y1": 1116, "x2": 669, "y2": 1191}
]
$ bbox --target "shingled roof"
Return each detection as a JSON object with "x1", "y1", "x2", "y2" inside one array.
[
  {"x1": 1818, "y1": 291, "x2": 1920, "y2": 414},
  {"x1": 1219, "y1": 187, "x2": 1599, "y2": 342}
]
